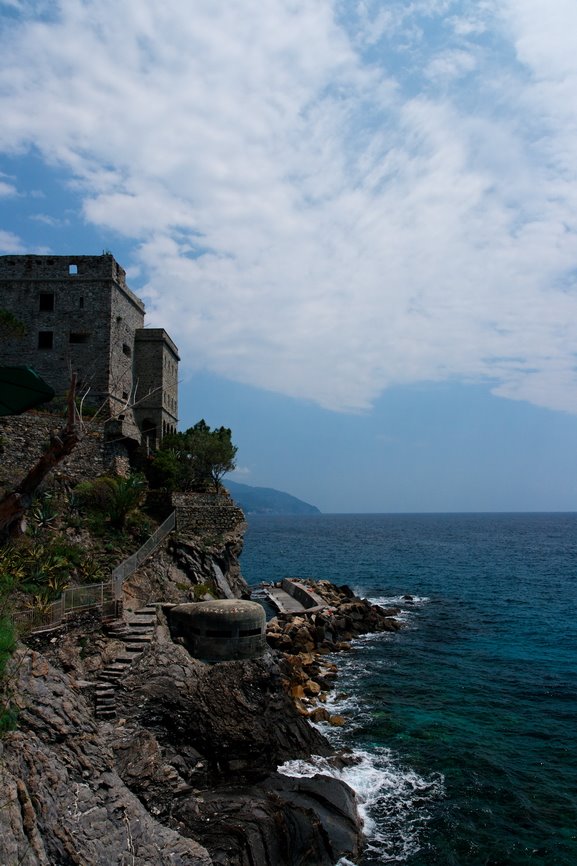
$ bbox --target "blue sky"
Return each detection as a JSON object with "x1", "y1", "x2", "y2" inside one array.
[{"x1": 1, "y1": 0, "x2": 577, "y2": 512}]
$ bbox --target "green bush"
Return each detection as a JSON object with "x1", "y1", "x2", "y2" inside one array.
[
  {"x1": 74, "y1": 474, "x2": 147, "y2": 529},
  {"x1": 0, "y1": 616, "x2": 18, "y2": 736}
]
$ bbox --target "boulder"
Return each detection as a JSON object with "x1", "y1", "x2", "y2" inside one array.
[{"x1": 174, "y1": 773, "x2": 362, "y2": 866}]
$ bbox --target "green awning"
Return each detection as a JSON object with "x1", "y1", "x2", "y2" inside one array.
[{"x1": 0, "y1": 366, "x2": 55, "y2": 416}]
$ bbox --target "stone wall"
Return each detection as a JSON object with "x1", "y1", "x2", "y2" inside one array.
[
  {"x1": 133, "y1": 329, "x2": 179, "y2": 447},
  {"x1": 0, "y1": 413, "x2": 130, "y2": 493},
  {"x1": 172, "y1": 491, "x2": 247, "y2": 540},
  {"x1": 0, "y1": 254, "x2": 179, "y2": 445},
  {"x1": 0, "y1": 254, "x2": 145, "y2": 410}
]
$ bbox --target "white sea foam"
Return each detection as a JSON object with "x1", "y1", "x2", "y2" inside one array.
[
  {"x1": 368, "y1": 594, "x2": 431, "y2": 607},
  {"x1": 279, "y1": 748, "x2": 444, "y2": 863}
]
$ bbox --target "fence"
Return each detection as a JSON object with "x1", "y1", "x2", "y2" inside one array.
[
  {"x1": 15, "y1": 511, "x2": 176, "y2": 634},
  {"x1": 111, "y1": 511, "x2": 176, "y2": 597}
]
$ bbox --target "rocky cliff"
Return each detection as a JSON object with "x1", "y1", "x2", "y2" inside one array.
[{"x1": 0, "y1": 606, "x2": 362, "y2": 866}]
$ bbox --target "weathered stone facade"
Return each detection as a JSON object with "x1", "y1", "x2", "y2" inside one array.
[
  {"x1": 0, "y1": 254, "x2": 178, "y2": 447},
  {"x1": 172, "y1": 491, "x2": 247, "y2": 540},
  {"x1": 0, "y1": 413, "x2": 129, "y2": 493}
]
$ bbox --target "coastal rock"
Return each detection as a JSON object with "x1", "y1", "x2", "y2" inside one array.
[
  {"x1": 174, "y1": 772, "x2": 362, "y2": 866},
  {"x1": 0, "y1": 650, "x2": 212, "y2": 866},
  {"x1": 116, "y1": 618, "x2": 332, "y2": 781}
]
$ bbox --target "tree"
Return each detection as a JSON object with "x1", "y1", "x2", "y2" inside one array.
[{"x1": 150, "y1": 420, "x2": 237, "y2": 492}]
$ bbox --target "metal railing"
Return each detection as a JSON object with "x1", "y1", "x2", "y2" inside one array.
[
  {"x1": 111, "y1": 511, "x2": 175, "y2": 597},
  {"x1": 16, "y1": 511, "x2": 176, "y2": 633}
]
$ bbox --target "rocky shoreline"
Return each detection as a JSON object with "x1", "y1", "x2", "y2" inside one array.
[
  {"x1": 0, "y1": 580, "x2": 404, "y2": 866},
  {"x1": 266, "y1": 579, "x2": 403, "y2": 727}
]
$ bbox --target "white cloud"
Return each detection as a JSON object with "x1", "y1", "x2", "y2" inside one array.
[
  {"x1": 1, "y1": 0, "x2": 577, "y2": 412},
  {"x1": 0, "y1": 179, "x2": 17, "y2": 197},
  {"x1": 30, "y1": 213, "x2": 69, "y2": 227},
  {"x1": 0, "y1": 229, "x2": 26, "y2": 253}
]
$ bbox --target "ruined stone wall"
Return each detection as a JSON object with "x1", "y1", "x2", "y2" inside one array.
[
  {"x1": 0, "y1": 255, "x2": 145, "y2": 412},
  {"x1": 172, "y1": 491, "x2": 247, "y2": 540},
  {"x1": 0, "y1": 254, "x2": 179, "y2": 446},
  {"x1": 133, "y1": 329, "x2": 179, "y2": 447},
  {"x1": 0, "y1": 413, "x2": 130, "y2": 493}
]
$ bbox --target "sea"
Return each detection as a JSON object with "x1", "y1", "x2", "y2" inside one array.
[{"x1": 239, "y1": 513, "x2": 577, "y2": 866}]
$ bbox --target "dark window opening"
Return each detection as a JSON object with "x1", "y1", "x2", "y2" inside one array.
[
  {"x1": 69, "y1": 264, "x2": 78, "y2": 275},
  {"x1": 206, "y1": 629, "x2": 233, "y2": 638},
  {"x1": 122, "y1": 343, "x2": 131, "y2": 357},
  {"x1": 38, "y1": 331, "x2": 53, "y2": 350},
  {"x1": 69, "y1": 332, "x2": 90, "y2": 344},
  {"x1": 79, "y1": 297, "x2": 84, "y2": 309},
  {"x1": 239, "y1": 627, "x2": 262, "y2": 637},
  {"x1": 122, "y1": 391, "x2": 129, "y2": 400},
  {"x1": 39, "y1": 293, "x2": 54, "y2": 312}
]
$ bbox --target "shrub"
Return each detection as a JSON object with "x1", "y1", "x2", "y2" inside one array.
[{"x1": 74, "y1": 474, "x2": 147, "y2": 529}]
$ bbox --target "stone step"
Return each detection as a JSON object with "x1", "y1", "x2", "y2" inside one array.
[
  {"x1": 96, "y1": 710, "x2": 117, "y2": 719},
  {"x1": 122, "y1": 645, "x2": 145, "y2": 653},
  {"x1": 122, "y1": 634, "x2": 152, "y2": 643}
]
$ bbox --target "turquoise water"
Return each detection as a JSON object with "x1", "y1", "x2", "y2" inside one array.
[{"x1": 241, "y1": 514, "x2": 577, "y2": 865}]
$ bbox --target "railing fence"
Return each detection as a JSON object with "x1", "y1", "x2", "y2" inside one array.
[{"x1": 15, "y1": 511, "x2": 176, "y2": 634}]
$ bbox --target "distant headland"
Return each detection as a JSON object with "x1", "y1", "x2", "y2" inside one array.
[{"x1": 224, "y1": 480, "x2": 320, "y2": 515}]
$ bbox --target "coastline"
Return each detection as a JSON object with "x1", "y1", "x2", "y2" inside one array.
[{"x1": 1, "y1": 578, "x2": 406, "y2": 866}]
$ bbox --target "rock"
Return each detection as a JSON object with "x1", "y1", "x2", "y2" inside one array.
[
  {"x1": 329, "y1": 715, "x2": 347, "y2": 727},
  {"x1": 0, "y1": 651, "x2": 211, "y2": 866},
  {"x1": 117, "y1": 621, "x2": 332, "y2": 783},
  {"x1": 304, "y1": 679, "x2": 321, "y2": 696},
  {"x1": 174, "y1": 773, "x2": 362, "y2": 866},
  {"x1": 309, "y1": 707, "x2": 331, "y2": 723}
]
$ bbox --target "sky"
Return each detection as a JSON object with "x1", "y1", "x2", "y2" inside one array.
[{"x1": 1, "y1": 0, "x2": 577, "y2": 512}]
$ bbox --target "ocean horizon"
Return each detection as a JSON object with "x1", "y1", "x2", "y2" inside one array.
[{"x1": 241, "y1": 512, "x2": 577, "y2": 865}]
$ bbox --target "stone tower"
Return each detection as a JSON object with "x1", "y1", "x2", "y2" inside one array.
[{"x1": 0, "y1": 253, "x2": 179, "y2": 446}]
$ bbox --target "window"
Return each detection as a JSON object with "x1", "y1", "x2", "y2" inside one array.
[
  {"x1": 122, "y1": 391, "x2": 129, "y2": 400},
  {"x1": 79, "y1": 297, "x2": 84, "y2": 309},
  {"x1": 69, "y1": 264, "x2": 78, "y2": 275},
  {"x1": 122, "y1": 343, "x2": 131, "y2": 357},
  {"x1": 38, "y1": 331, "x2": 53, "y2": 349},
  {"x1": 69, "y1": 333, "x2": 90, "y2": 344},
  {"x1": 39, "y1": 293, "x2": 54, "y2": 312}
]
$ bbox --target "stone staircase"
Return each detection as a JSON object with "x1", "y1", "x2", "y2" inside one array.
[{"x1": 94, "y1": 605, "x2": 158, "y2": 720}]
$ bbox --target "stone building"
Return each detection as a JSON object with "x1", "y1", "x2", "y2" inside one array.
[{"x1": 0, "y1": 253, "x2": 178, "y2": 448}]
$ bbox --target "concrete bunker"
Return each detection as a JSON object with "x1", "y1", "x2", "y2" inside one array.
[{"x1": 168, "y1": 600, "x2": 267, "y2": 662}]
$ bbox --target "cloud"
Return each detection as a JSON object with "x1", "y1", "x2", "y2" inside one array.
[
  {"x1": 0, "y1": 229, "x2": 26, "y2": 253},
  {"x1": 0, "y1": 178, "x2": 17, "y2": 197},
  {"x1": 29, "y1": 212, "x2": 70, "y2": 228},
  {"x1": 1, "y1": 0, "x2": 577, "y2": 412}
]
